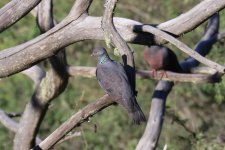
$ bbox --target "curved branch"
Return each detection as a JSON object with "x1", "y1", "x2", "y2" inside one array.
[
  {"x1": 14, "y1": 0, "x2": 68, "y2": 149},
  {"x1": 0, "y1": 0, "x2": 41, "y2": 32},
  {"x1": 0, "y1": 109, "x2": 19, "y2": 133},
  {"x1": 34, "y1": 95, "x2": 113, "y2": 150},
  {"x1": 68, "y1": 0, "x2": 93, "y2": 17},
  {"x1": 102, "y1": 0, "x2": 136, "y2": 93},
  {"x1": 0, "y1": 0, "x2": 224, "y2": 77},
  {"x1": 140, "y1": 25, "x2": 225, "y2": 73},
  {"x1": 0, "y1": 109, "x2": 42, "y2": 144},
  {"x1": 21, "y1": 65, "x2": 45, "y2": 86},
  {"x1": 157, "y1": 0, "x2": 225, "y2": 35},
  {"x1": 102, "y1": 0, "x2": 134, "y2": 67}
]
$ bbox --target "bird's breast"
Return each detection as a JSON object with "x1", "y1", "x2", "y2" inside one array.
[{"x1": 147, "y1": 52, "x2": 164, "y2": 70}]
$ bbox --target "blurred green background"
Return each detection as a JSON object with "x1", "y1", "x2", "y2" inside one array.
[{"x1": 0, "y1": 0, "x2": 225, "y2": 149}]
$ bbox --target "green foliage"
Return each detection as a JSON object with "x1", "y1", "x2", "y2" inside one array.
[{"x1": 1, "y1": 0, "x2": 225, "y2": 150}]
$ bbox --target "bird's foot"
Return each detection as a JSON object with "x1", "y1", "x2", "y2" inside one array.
[
  {"x1": 159, "y1": 71, "x2": 168, "y2": 79},
  {"x1": 149, "y1": 70, "x2": 156, "y2": 77}
]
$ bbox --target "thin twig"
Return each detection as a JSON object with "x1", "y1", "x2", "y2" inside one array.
[
  {"x1": 56, "y1": 131, "x2": 81, "y2": 145},
  {"x1": 6, "y1": 112, "x2": 23, "y2": 118}
]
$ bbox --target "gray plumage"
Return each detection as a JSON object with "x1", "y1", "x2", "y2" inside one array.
[{"x1": 92, "y1": 47, "x2": 146, "y2": 124}]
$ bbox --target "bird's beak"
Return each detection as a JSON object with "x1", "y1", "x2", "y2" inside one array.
[{"x1": 91, "y1": 53, "x2": 94, "y2": 57}]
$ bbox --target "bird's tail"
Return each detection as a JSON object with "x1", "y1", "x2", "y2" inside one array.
[{"x1": 131, "y1": 101, "x2": 146, "y2": 125}]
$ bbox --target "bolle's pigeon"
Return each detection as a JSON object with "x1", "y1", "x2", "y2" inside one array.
[
  {"x1": 144, "y1": 45, "x2": 183, "y2": 78},
  {"x1": 92, "y1": 47, "x2": 146, "y2": 124}
]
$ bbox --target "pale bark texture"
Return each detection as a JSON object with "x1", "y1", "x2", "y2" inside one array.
[
  {"x1": 0, "y1": 0, "x2": 224, "y2": 150},
  {"x1": 13, "y1": 0, "x2": 68, "y2": 149}
]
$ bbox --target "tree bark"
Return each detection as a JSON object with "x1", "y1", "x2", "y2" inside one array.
[{"x1": 0, "y1": 0, "x2": 41, "y2": 32}]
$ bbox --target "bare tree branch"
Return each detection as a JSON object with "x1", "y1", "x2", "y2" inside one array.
[
  {"x1": 0, "y1": 109, "x2": 19, "y2": 133},
  {"x1": 68, "y1": 0, "x2": 93, "y2": 17},
  {"x1": 35, "y1": 95, "x2": 114, "y2": 150},
  {"x1": 67, "y1": 66, "x2": 96, "y2": 78},
  {"x1": 102, "y1": 0, "x2": 137, "y2": 92},
  {"x1": 67, "y1": 66, "x2": 221, "y2": 83},
  {"x1": 0, "y1": 0, "x2": 224, "y2": 77},
  {"x1": 22, "y1": 65, "x2": 45, "y2": 86},
  {"x1": 37, "y1": 0, "x2": 54, "y2": 33},
  {"x1": 191, "y1": 66, "x2": 217, "y2": 74},
  {"x1": 13, "y1": 0, "x2": 68, "y2": 149},
  {"x1": 102, "y1": 0, "x2": 134, "y2": 67},
  {"x1": 138, "y1": 25, "x2": 225, "y2": 73},
  {"x1": 0, "y1": 109, "x2": 42, "y2": 144},
  {"x1": 0, "y1": 0, "x2": 41, "y2": 32},
  {"x1": 56, "y1": 131, "x2": 81, "y2": 145},
  {"x1": 136, "y1": 13, "x2": 220, "y2": 150},
  {"x1": 136, "y1": 81, "x2": 174, "y2": 150},
  {"x1": 157, "y1": 0, "x2": 225, "y2": 35}
]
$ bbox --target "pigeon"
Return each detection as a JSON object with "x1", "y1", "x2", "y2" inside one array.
[
  {"x1": 144, "y1": 45, "x2": 183, "y2": 78},
  {"x1": 92, "y1": 47, "x2": 146, "y2": 124}
]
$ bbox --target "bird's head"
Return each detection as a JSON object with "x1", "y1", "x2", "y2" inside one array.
[{"x1": 91, "y1": 47, "x2": 108, "y2": 57}]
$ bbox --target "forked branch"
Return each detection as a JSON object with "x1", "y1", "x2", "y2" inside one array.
[
  {"x1": 0, "y1": 0, "x2": 224, "y2": 77},
  {"x1": 102, "y1": 0, "x2": 136, "y2": 91},
  {"x1": 13, "y1": 0, "x2": 68, "y2": 149}
]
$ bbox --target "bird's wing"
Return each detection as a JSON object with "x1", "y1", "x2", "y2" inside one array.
[
  {"x1": 96, "y1": 62, "x2": 124, "y2": 99},
  {"x1": 113, "y1": 62, "x2": 136, "y2": 110}
]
